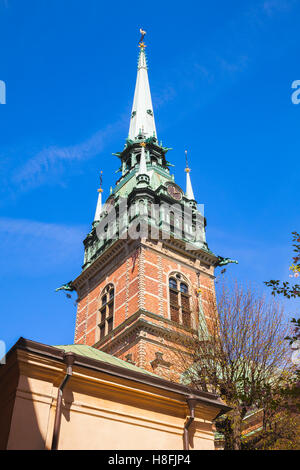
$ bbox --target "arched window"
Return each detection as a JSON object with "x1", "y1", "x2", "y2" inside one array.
[
  {"x1": 99, "y1": 284, "x2": 114, "y2": 340},
  {"x1": 168, "y1": 274, "x2": 191, "y2": 327}
]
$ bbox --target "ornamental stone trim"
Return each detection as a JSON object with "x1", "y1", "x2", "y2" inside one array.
[
  {"x1": 138, "y1": 247, "x2": 145, "y2": 310},
  {"x1": 137, "y1": 339, "x2": 147, "y2": 368},
  {"x1": 125, "y1": 258, "x2": 130, "y2": 319},
  {"x1": 158, "y1": 255, "x2": 164, "y2": 317},
  {"x1": 84, "y1": 280, "x2": 90, "y2": 345},
  {"x1": 150, "y1": 352, "x2": 172, "y2": 370}
]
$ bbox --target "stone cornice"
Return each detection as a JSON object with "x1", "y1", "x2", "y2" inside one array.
[
  {"x1": 162, "y1": 238, "x2": 218, "y2": 265},
  {"x1": 93, "y1": 309, "x2": 197, "y2": 351},
  {"x1": 74, "y1": 231, "x2": 217, "y2": 294}
]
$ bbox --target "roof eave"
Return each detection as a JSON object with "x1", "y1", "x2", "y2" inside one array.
[{"x1": 8, "y1": 337, "x2": 230, "y2": 415}]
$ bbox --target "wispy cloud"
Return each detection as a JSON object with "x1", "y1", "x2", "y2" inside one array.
[
  {"x1": 158, "y1": 0, "x2": 296, "y2": 130},
  {"x1": 153, "y1": 85, "x2": 176, "y2": 108},
  {"x1": 218, "y1": 55, "x2": 249, "y2": 75},
  {"x1": 0, "y1": 217, "x2": 85, "y2": 242},
  {"x1": 262, "y1": 0, "x2": 294, "y2": 16},
  {"x1": 208, "y1": 226, "x2": 291, "y2": 281},
  {"x1": 14, "y1": 117, "x2": 127, "y2": 191},
  {"x1": 7, "y1": 0, "x2": 296, "y2": 196},
  {"x1": 193, "y1": 64, "x2": 215, "y2": 83},
  {"x1": 12, "y1": 84, "x2": 178, "y2": 193},
  {"x1": 0, "y1": 218, "x2": 86, "y2": 276}
]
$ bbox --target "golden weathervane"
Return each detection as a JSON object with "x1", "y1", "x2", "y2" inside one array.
[
  {"x1": 97, "y1": 170, "x2": 103, "y2": 193},
  {"x1": 139, "y1": 28, "x2": 147, "y2": 47}
]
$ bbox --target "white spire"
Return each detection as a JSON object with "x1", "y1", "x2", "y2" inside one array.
[
  {"x1": 94, "y1": 190, "x2": 103, "y2": 221},
  {"x1": 94, "y1": 172, "x2": 103, "y2": 221},
  {"x1": 128, "y1": 40, "x2": 157, "y2": 140},
  {"x1": 185, "y1": 169, "x2": 195, "y2": 200},
  {"x1": 184, "y1": 150, "x2": 195, "y2": 200}
]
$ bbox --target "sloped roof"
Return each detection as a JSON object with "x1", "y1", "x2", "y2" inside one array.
[
  {"x1": 6, "y1": 337, "x2": 231, "y2": 416},
  {"x1": 54, "y1": 344, "x2": 158, "y2": 377}
]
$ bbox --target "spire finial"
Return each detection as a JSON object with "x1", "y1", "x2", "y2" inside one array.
[{"x1": 184, "y1": 149, "x2": 190, "y2": 173}]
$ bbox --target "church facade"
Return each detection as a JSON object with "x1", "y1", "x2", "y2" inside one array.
[{"x1": 0, "y1": 35, "x2": 230, "y2": 450}]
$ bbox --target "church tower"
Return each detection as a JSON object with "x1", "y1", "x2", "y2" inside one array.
[{"x1": 72, "y1": 35, "x2": 223, "y2": 379}]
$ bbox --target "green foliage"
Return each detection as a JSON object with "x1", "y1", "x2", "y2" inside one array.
[
  {"x1": 265, "y1": 232, "x2": 300, "y2": 299},
  {"x1": 179, "y1": 282, "x2": 294, "y2": 450},
  {"x1": 265, "y1": 232, "x2": 300, "y2": 372},
  {"x1": 285, "y1": 318, "x2": 300, "y2": 345}
]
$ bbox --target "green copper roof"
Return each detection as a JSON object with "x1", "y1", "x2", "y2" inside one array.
[{"x1": 54, "y1": 344, "x2": 158, "y2": 377}]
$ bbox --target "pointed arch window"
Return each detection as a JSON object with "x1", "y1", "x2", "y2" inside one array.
[
  {"x1": 99, "y1": 284, "x2": 114, "y2": 340},
  {"x1": 168, "y1": 274, "x2": 191, "y2": 327}
]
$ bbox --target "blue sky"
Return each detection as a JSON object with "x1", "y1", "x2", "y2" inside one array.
[{"x1": 0, "y1": 0, "x2": 299, "y2": 352}]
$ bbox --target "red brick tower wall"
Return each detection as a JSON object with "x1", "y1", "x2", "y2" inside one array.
[{"x1": 74, "y1": 240, "x2": 216, "y2": 379}]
